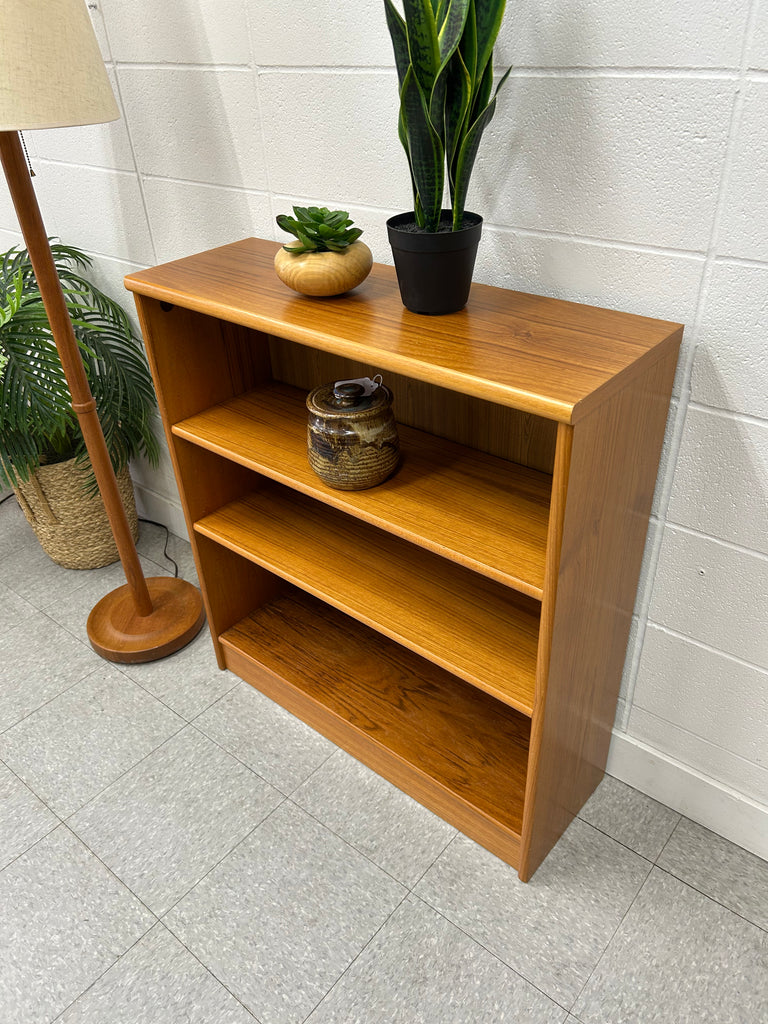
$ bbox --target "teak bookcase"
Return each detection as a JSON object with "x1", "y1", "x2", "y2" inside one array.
[{"x1": 126, "y1": 238, "x2": 682, "y2": 881}]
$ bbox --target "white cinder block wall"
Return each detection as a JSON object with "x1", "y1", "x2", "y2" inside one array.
[{"x1": 1, "y1": 0, "x2": 766, "y2": 859}]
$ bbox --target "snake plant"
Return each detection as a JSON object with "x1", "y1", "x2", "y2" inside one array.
[
  {"x1": 0, "y1": 241, "x2": 159, "y2": 491},
  {"x1": 384, "y1": 0, "x2": 510, "y2": 231}
]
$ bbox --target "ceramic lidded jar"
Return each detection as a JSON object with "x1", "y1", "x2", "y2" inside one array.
[{"x1": 306, "y1": 376, "x2": 400, "y2": 490}]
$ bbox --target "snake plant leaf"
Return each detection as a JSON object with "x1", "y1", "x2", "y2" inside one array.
[
  {"x1": 402, "y1": 0, "x2": 440, "y2": 95},
  {"x1": 451, "y1": 63, "x2": 511, "y2": 228},
  {"x1": 384, "y1": 0, "x2": 411, "y2": 89},
  {"x1": 474, "y1": 0, "x2": 507, "y2": 87},
  {"x1": 436, "y1": 0, "x2": 470, "y2": 65},
  {"x1": 460, "y1": 0, "x2": 478, "y2": 83},
  {"x1": 400, "y1": 65, "x2": 445, "y2": 230},
  {"x1": 469, "y1": 48, "x2": 495, "y2": 124},
  {"x1": 428, "y1": 0, "x2": 470, "y2": 133},
  {"x1": 444, "y1": 47, "x2": 472, "y2": 195},
  {"x1": 385, "y1": 0, "x2": 508, "y2": 232}
]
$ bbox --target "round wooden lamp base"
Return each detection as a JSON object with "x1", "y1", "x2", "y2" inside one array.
[{"x1": 87, "y1": 576, "x2": 206, "y2": 664}]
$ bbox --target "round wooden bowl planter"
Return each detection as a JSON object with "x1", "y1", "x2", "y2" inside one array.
[{"x1": 274, "y1": 241, "x2": 373, "y2": 297}]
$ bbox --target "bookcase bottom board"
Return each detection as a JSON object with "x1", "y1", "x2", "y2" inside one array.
[{"x1": 219, "y1": 588, "x2": 530, "y2": 866}]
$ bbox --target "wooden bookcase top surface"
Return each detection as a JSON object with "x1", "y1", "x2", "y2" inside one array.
[{"x1": 125, "y1": 237, "x2": 683, "y2": 424}]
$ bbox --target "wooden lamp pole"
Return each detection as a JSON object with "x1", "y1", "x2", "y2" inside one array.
[{"x1": 0, "y1": 1, "x2": 204, "y2": 662}]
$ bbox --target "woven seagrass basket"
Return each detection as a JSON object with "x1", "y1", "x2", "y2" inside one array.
[{"x1": 13, "y1": 457, "x2": 139, "y2": 570}]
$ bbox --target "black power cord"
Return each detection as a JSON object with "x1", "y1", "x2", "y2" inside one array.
[{"x1": 138, "y1": 517, "x2": 179, "y2": 578}]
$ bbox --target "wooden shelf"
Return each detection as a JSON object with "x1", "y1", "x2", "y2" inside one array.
[
  {"x1": 196, "y1": 483, "x2": 540, "y2": 716},
  {"x1": 128, "y1": 237, "x2": 682, "y2": 880},
  {"x1": 220, "y1": 589, "x2": 530, "y2": 859},
  {"x1": 174, "y1": 382, "x2": 551, "y2": 598},
  {"x1": 125, "y1": 237, "x2": 683, "y2": 425}
]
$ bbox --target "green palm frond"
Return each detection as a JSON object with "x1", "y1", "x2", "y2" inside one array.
[{"x1": 0, "y1": 240, "x2": 158, "y2": 492}]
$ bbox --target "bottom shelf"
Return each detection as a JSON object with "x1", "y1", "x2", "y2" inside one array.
[{"x1": 219, "y1": 588, "x2": 530, "y2": 867}]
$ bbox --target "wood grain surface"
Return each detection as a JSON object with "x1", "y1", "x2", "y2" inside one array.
[
  {"x1": 126, "y1": 237, "x2": 683, "y2": 424},
  {"x1": 174, "y1": 382, "x2": 552, "y2": 597},
  {"x1": 221, "y1": 589, "x2": 529, "y2": 861},
  {"x1": 129, "y1": 237, "x2": 683, "y2": 880},
  {"x1": 196, "y1": 483, "x2": 540, "y2": 715}
]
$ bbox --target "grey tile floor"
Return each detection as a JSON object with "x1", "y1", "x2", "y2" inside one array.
[{"x1": 1, "y1": 495, "x2": 767, "y2": 1024}]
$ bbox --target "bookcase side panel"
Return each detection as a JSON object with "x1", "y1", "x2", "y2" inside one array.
[
  {"x1": 134, "y1": 297, "x2": 273, "y2": 425},
  {"x1": 519, "y1": 343, "x2": 680, "y2": 879}
]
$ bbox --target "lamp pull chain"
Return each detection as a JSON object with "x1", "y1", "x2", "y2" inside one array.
[{"x1": 19, "y1": 132, "x2": 35, "y2": 177}]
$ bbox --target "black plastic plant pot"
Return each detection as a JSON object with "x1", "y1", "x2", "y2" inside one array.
[{"x1": 386, "y1": 211, "x2": 483, "y2": 315}]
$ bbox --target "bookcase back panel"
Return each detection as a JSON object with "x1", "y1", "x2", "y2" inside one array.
[{"x1": 269, "y1": 340, "x2": 558, "y2": 474}]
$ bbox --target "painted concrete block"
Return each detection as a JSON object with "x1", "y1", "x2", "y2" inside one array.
[
  {"x1": 143, "y1": 179, "x2": 273, "y2": 264},
  {"x1": 0, "y1": 229, "x2": 22, "y2": 252},
  {"x1": 32, "y1": 162, "x2": 154, "y2": 266},
  {"x1": 258, "y1": 72, "x2": 412, "y2": 212},
  {"x1": 497, "y1": 0, "x2": 749, "y2": 69},
  {"x1": 0, "y1": 186, "x2": 21, "y2": 234},
  {"x1": 627, "y1": 706, "x2": 768, "y2": 806},
  {"x1": 476, "y1": 227, "x2": 702, "y2": 332},
  {"x1": 102, "y1": 0, "x2": 250, "y2": 65},
  {"x1": 88, "y1": 0, "x2": 112, "y2": 62},
  {"x1": 692, "y1": 261, "x2": 768, "y2": 421},
  {"x1": 481, "y1": 77, "x2": 732, "y2": 251},
  {"x1": 248, "y1": 0, "x2": 393, "y2": 67},
  {"x1": 30, "y1": 69, "x2": 134, "y2": 173},
  {"x1": 82, "y1": 253, "x2": 146, "y2": 335},
  {"x1": 717, "y1": 83, "x2": 768, "y2": 261},
  {"x1": 634, "y1": 624, "x2": 768, "y2": 766},
  {"x1": 117, "y1": 68, "x2": 266, "y2": 189},
  {"x1": 666, "y1": 406, "x2": 768, "y2": 554},
  {"x1": 649, "y1": 525, "x2": 768, "y2": 669},
  {"x1": 653, "y1": 400, "x2": 685, "y2": 521},
  {"x1": 749, "y1": 2, "x2": 768, "y2": 70}
]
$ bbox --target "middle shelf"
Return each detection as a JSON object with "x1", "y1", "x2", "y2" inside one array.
[
  {"x1": 195, "y1": 481, "x2": 541, "y2": 715},
  {"x1": 173, "y1": 381, "x2": 553, "y2": 599}
]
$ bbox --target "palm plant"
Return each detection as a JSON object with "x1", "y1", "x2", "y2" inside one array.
[
  {"x1": 384, "y1": 0, "x2": 510, "y2": 231},
  {"x1": 0, "y1": 241, "x2": 158, "y2": 492}
]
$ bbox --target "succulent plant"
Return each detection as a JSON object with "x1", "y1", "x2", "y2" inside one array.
[
  {"x1": 276, "y1": 207, "x2": 364, "y2": 254},
  {"x1": 384, "y1": 0, "x2": 511, "y2": 232}
]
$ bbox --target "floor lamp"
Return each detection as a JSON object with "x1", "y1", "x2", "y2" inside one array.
[{"x1": 0, "y1": 0, "x2": 205, "y2": 662}]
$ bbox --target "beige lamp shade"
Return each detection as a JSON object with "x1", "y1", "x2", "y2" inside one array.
[{"x1": 0, "y1": 0, "x2": 119, "y2": 130}]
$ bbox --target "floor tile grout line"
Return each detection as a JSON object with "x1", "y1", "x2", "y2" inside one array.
[
  {"x1": 407, "y1": 887, "x2": 573, "y2": 1015},
  {"x1": 47, "y1": 916, "x2": 161, "y2": 1024},
  {"x1": 118, "y1": 650, "x2": 242, "y2": 727},
  {"x1": 300, "y1": 888, "x2": 413, "y2": 1024},
  {"x1": 158, "y1": 796, "x2": 289, "y2": 923},
  {"x1": 565, "y1": 855, "x2": 655, "y2": 1014},
  {"x1": 283, "y1": 794, "x2": 414, "y2": 892},
  {"x1": 575, "y1": 816, "x2": 675, "y2": 867},
  {"x1": 185, "y1": 714, "x2": 299, "y2": 798},
  {"x1": 655, "y1": 813, "x2": 683, "y2": 864},
  {"x1": 59, "y1": 819, "x2": 161, "y2": 923},
  {"x1": 283, "y1": 746, "x2": 342, "y2": 801},
  {"x1": 60, "y1": 715, "x2": 189, "y2": 826},
  {"x1": 409, "y1": 826, "x2": 460, "y2": 891},
  {"x1": 651, "y1": 863, "x2": 768, "y2": 936},
  {"x1": 0, "y1": 658, "x2": 101, "y2": 736},
  {"x1": 0, "y1": 809, "x2": 63, "y2": 876}
]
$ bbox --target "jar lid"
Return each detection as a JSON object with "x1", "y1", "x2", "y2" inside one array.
[{"x1": 307, "y1": 376, "x2": 393, "y2": 417}]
